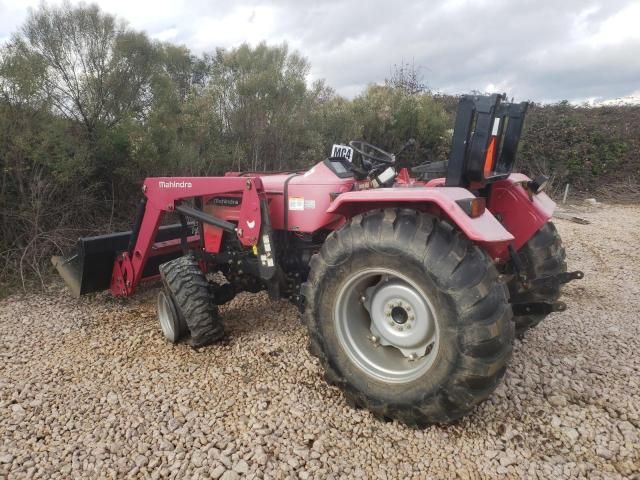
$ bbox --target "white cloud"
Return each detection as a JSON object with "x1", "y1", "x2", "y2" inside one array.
[
  {"x1": 1, "y1": 0, "x2": 639, "y2": 103},
  {"x1": 187, "y1": 5, "x2": 280, "y2": 51},
  {"x1": 152, "y1": 27, "x2": 179, "y2": 42},
  {"x1": 584, "y1": 2, "x2": 640, "y2": 46}
]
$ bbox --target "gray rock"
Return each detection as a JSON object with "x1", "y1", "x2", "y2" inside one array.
[
  {"x1": 106, "y1": 392, "x2": 118, "y2": 405},
  {"x1": 563, "y1": 428, "x2": 580, "y2": 444},
  {"x1": 595, "y1": 447, "x2": 613, "y2": 460},
  {"x1": 547, "y1": 395, "x2": 568, "y2": 407},
  {"x1": 233, "y1": 459, "x2": 249, "y2": 474},
  {"x1": 211, "y1": 465, "x2": 226, "y2": 480},
  {"x1": 499, "y1": 454, "x2": 518, "y2": 467},
  {"x1": 1, "y1": 206, "x2": 638, "y2": 480},
  {"x1": 191, "y1": 450, "x2": 206, "y2": 467},
  {"x1": 221, "y1": 471, "x2": 240, "y2": 480},
  {"x1": 219, "y1": 454, "x2": 232, "y2": 469}
]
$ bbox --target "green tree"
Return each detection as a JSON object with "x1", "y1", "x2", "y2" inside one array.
[
  {"x1": 8, "y1": 1, "x2": 156, "y2": 135},
  {"x1": 352, "y1": 85, "x2": 450, "y2": 164},
  {"x1": 209, "y1": 42, "x2": 312, "y2": 171}
]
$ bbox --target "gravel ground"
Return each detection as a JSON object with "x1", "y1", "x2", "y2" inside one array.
[{"x1": 1, "y1": 204, "x2": 639, "y2": 479}]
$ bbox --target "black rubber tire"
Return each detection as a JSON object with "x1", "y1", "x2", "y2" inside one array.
[
  {"x1": 509, "y1": 222, "x2": 567, "y2": 337},
  {"x1": 302, "y1": 209, "x2": 514, "y2": 426},
  {"x1": 159, "y1": 255, "x2": 224, "y2": 347}
]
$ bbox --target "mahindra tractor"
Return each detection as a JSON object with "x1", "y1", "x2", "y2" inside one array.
[{"x1": 53, "y1": 94, "x2": 582, "y2": 425}]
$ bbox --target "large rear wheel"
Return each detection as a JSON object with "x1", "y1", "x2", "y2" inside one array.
[
  {"x1": 508, "y1": 222, "x2": 567, "y2": 336},
  {"x1": 302, "y1": 209, "x2": 514, "y2": 426}
]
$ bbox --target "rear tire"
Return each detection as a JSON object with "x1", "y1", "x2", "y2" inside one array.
[
  {"x1": 509, "y1": 222, "x2": 567, "y2": 336},
  {"x1": 159, "y1": 255, "x2": 224, "y2": 347},
  {"x1": 302, "y1": 209, "x2": 514, "y2": 426}
]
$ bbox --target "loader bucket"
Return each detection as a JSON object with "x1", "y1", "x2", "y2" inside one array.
[{"x1": 52, "y1": 224, "x2": 192, "y2": 297}]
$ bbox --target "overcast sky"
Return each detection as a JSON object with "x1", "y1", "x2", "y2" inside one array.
[{"x1": 1, "y1": 0, "x2": 639, "y2": 103}]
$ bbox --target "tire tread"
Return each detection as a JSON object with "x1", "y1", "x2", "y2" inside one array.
[
  {"x1": 509, "y1": 222, "x2": 567, "y2": 336},
  {"x1": 302, "y1": 208, "x2": 514, "y2": 426},
  {"x1": 159, "y1": 255, "x2": 224, "y2": 347}
]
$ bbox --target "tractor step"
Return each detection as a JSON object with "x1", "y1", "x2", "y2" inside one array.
[{"x1": 52, "y1": 223, "x2": 195, "y2": 297}]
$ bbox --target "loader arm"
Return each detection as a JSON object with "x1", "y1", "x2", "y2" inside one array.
[
  {"x1": 109, "y1": 176, "x2": 268, "y2": 296},
  {"x1": 52, "y1": 176, "x2": 271, "y2": 298}
]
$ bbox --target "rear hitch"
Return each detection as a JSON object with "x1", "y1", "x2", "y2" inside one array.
[
  {"x1": 508, "y1": 244, "x2": 584, "y2": 291},
  {"x1": 512, "y1": 301, "x2": 567, "y2": 316},
  {"x1": 523, "y1": 270, "x2": 584, "y2": 290}
]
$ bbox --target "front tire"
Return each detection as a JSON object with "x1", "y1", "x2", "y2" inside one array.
[
  {"x1": 159, "y1": 255, "x2": 224, "y2": 347},
  {"x1": 157, "y1": 288, "x2": 188, "y2": 343},
  {"x1": 302, "y1": 209, "x2": 514, "y2": 426}
]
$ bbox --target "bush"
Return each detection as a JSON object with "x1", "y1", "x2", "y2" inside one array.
[
  {"x1": 517, "y1": 102, "x2": 638, "y2": 196},
  {"x1": 1, "y1": 3, "x2": 637, "y2": 293}
]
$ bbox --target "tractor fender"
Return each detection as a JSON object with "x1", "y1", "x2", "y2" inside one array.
[
  {"x1": 326, "y1": 187, "x2": 514, "y2": 259},
  {"x1": 487, "y1": 173, "x2": 556, "y2": 252}
]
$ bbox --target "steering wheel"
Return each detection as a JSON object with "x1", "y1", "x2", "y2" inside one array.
[{"x1": 349, "y1": 141, "x2": 395, "y2": 165}]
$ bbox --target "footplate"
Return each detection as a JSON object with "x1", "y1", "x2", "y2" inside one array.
[{"x1": 512, "y1": 301, "x2": 567, "y2": 316}]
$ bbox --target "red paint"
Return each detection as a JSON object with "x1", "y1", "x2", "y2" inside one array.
[
  {"x1": 487, "y1": 174, "x2": 555, "y2": 256},
  {"x1": 260, "y1": 162, "x2": 355, "y2": 231},
  {"x1": 203, "y1": 225, "x2": 223, "y2": 253},
  {"x1": 111, "y1": 176, "x2": 265, "y2": 296},
  {"x1": 109, "y1": 164, "x2": 555, "y2": 296},
  {"x1": 327, "y1": 186, "x2": 514, "y2": 247},
  {"x1": 396, "y1": 168, "x2": 411, "y2": 184}
]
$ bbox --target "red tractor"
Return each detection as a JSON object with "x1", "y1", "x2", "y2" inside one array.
[{"x1": 53, "y1": 94, "x2": 582, "y2": 425}]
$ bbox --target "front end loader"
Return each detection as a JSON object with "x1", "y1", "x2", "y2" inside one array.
[{"x1": 53, "y1": 93, "x2": 582, "y2": 425}]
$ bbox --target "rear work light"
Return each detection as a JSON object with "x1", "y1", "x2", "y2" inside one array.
[
  {"x1": 527, "y1": 174, "x2": 549, "y2": 194},
  {"x1": 456, "y1": 197, "x2": 486, "y2": 218}
]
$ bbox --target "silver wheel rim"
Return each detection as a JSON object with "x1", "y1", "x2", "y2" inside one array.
[
  {"x1": 157, "y1": 290, "x2": 178, "y2": 342},
  {"x1": 334, "y1": 268, "x2": 440, "y2": 384}
]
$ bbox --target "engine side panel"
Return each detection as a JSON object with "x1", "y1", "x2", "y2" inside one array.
[
  {"x1": 200, "y1": 162, "x2": 355, "y2": 251},
  {"x1": 262, "y1": 162, "x2": 355, "y2": 232}
]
